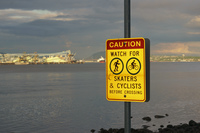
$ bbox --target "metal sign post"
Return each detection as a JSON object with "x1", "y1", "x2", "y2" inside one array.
[
  {"x1": 105, "y1": 1, "x2": 150, "y2": 133},
  {"x1": 124, "y1": 0, "x2": 131, "y2": 133}
]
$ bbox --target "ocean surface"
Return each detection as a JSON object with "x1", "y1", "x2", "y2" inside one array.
[{"x1": 0, "y1": 62, "x2": 200, "y2": 133}]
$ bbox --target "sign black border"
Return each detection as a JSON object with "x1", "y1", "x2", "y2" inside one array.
[{"x1": 145, "y1": 38, "x2": 150, "y2": 102}]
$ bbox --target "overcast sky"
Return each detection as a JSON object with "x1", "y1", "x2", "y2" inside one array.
[{"x1": 0, "y1": 0, "x2": 200, "y2": 58}]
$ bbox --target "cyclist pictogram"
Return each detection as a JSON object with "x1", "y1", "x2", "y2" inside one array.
[
  {"x1": 110, "y1": 58, "x2": 124, "y2": 75},
  {"x1": 126, "y1": 57, "x2": 141, "y2": 75},
  {"x1": 128, "y1": 60, "x2": 139, "y2": 70}
]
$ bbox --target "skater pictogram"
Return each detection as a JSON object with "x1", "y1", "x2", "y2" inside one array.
[{"x1": 110, "y1": 58, "x2": 124, "y2": 75}]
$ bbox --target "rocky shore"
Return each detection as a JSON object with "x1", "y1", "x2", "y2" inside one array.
[{"x1": 91, "y1": 114, "x2": 200, "y2": 133}]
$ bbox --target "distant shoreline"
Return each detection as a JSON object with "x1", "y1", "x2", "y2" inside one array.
[
  {"x1": 0, "y1": 61, "x2": 84, "y2": 65},
  {"x1": 150, "y1": 55, "x2": 200, "y2": 62},
  {"x1": 1, "y1": 61, "x2": 200, "y2": 65}
]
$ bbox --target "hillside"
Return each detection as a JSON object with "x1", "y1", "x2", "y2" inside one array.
[{"x1": 87, "y1": 51, "x2": 105, "y2": 59}]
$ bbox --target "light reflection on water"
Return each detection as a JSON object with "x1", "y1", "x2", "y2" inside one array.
[{"x1": 0, "y1": 62, "x2": 200, "y2": 132}]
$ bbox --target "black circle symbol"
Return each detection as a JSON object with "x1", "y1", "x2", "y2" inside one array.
[
  {"x1": 126, "y1": 57, "x2": 141, "y2": 75},
  {"x1": 110, "y1": 58, "x2": 124, "y2": 75}
]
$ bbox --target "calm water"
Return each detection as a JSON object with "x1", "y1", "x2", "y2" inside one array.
[{"x1": 0, "y1": 62, "x2": 200, "y2": 133}]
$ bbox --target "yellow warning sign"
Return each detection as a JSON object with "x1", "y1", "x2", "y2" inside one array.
[{"x1": 106, "y1": 37, "x2": 150, "y2": 102}]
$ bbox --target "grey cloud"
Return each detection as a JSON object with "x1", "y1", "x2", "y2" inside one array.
[
  {"x1": 1, "y1": 0, "x2": 200, "y2": 57},
  {"x1": 130, "y1": 0, "x2": 200, "y2": 44},
  {"x1": 2, "y1": 17, "x2": 118, "y2": 37},
  {"x1": 0, "y1": 0, "x2": 122, "y2": 10},
  {"x1": 0, "y1": 0, "x2": 84, "y2": 10}
]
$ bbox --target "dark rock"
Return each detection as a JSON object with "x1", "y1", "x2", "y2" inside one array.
[
  {"x1": 134, "y1": 128, "x2": 153, "y2": 133},
  {"x1": 165, "y1": 114, "x2": 169, "y2": 116},
  {"x1": 91, "y1": 129, "x2": 95, "y2": 133},
  {"x1": 189, "y1": 120, "x2": 197, "y2": 126},
  {"x1": 108, "y1": 128, "x2": 113, "y2": 133},
  {"x1": 97, "y1": 120, "x2": 200, "y2": 133},
  {"x1": 166, "y1": 124, "x2": 173, "y2": 128},
  {"x1": 117, "y1": 128, "x2": 124, "y2": 133},
  {"x1": 158, "y1": 128, "x2": 162, "y2": 132},
  {"x1": 99, "y1": 128, "x2": 108, "y2": 133},
  {"x1": 111, "y1": 128, "x2": 118, "y2": 133},
  {"x1": 159, "y1": 127, "x2": 174, "y2": 133},
  {"x1": 154, "y1": 115, "x2": 165, "y2": 119},
  {"x1": 181, "y1": 123, "x2": 189, "y2": 128},
  {"x1": 160, "y1": 125, "x2": 164, "y2": 128},
  {"x1": 142, "y1": 116, "x2": 151, "y2": 122},
  {"x1": 108, "y1": 128, "x2": 117, "y2": 133},
  {"x1": 142, "y1": 125, "x2": 150, "y2": 129}
]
